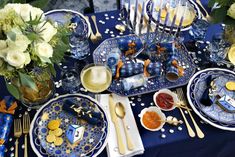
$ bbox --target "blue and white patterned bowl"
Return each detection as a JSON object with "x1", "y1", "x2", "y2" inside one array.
[
  {"x1": 187, "y1": 68, "x2": 235, "y2": 131},
  {"x1": 45, "y1": 9, "x2": 91, "y2": 38},
  {"x1": 30, "y1": 94, "x2": 109, "y2": 157}
]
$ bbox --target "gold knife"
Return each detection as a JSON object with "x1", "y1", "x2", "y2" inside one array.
[{"x1": 109, "y1": 94, "x2": 126, "y2": 155}]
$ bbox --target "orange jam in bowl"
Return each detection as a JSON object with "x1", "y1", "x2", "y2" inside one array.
[{"x1": 142, "y1": 111, "x2": 162, "y2": 130}]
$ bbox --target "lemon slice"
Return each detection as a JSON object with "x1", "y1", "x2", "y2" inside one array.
[
  {"x1": 170, "y1": 6, "x2": 195, "y2": 26},
  {"x1": 228, "y1": 44, "x2": 235, "y2": 65}
]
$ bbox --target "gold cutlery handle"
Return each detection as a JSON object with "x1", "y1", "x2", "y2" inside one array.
[
  {"x1": 114, "y1": 121, "x2": 126, "y2": 155},
  {"x1": 188, "y1": 111, "x2": 204, "y2": 138},
  {"x1": 24, "y1": 134, "x2": 28, "y2": 157},
  {"x1": 15, "y1": 138, "x2": 18, "y2": 157},
  {"x1": 179, "y1": 108, "x2": 195, "y2": 137},
  {"x1": 123, "y1": 120, "x2": 134, "y2": 151},
  {"x1": 85, "y1": 16, "x2": 95, "y2": 36},
  {"x1": 195, "y1": 0, "x2": 209, "y2": 17},
  {"x1": 91, "y1": 15, "x2": 100, "y2": 34}
]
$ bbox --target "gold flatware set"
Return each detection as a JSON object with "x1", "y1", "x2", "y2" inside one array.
[
  {"x1": 176, "y1": 88, "x2": 204, "y2": 138},
  {"x1": 109, "y1": 95, "x2": 135, "y2": 155},
  {"x1": 14, "y1": 114, "x2": 31, "y2": 157}
]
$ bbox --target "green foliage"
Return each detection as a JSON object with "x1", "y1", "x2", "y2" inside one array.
[
  {"x1": 13, "y1": 0, "x2": 26, "y2": 3},
  {"x1": 6, "y1": 31, "x2": 16, "y2": 41},
  {"x1": 50, "y1": 26, "x2": 70, "y2": 64},
  {"x1": 0, "y1": 0, "x2": 9, "y2": 8},
  {"x1": 19, "y1": 72, "x2": 38, "y2": 91},
  {"x1": 5, "y1": 81, "x2": 20, "y2": 100},
  {"x1": 30, "y1": 0, "x2": 49, "y2": 9},
  {"x1": 208, "y1": 0, "x2": 235, "y2": 25}
]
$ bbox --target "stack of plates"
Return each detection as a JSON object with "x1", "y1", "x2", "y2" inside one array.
[{"x1": 187, "y1": 68, "x2": 235, "y2": 131}]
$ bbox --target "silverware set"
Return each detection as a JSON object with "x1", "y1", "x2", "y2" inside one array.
[
  {"x1": 14, "y1": 114, "x2": 31, "y2": 157},
  {"x1": 86, "y1": 15, "x2": 102, "y2": 43},
  {"x1": 176, "y1": 88, "x2": 205, "y2": 138},
  {"x1": 109, "y1": 94, "x2": 134, "y2": 155}
]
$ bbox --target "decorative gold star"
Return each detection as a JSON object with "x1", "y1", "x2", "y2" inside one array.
[
  {"x1": 66, "y1": 149, "x2": 71, "y2": 154},
  {"x1": 41, "y1": 112, "x2": 49, "y2": 121}
]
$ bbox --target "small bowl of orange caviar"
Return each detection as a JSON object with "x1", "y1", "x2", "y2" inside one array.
[{"x1": 139, "y1": 107, "x2": 166, "y2": 131}]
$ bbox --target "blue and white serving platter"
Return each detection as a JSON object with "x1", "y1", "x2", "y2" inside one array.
[
  {"x1": 30, "y1": 94, "x2": 109, "y2": 157},
  {"x1": 187, "y1": 68, "x2": 235, "y2": 131},
  {"x1": 45, "y1": 9, "x2": 91, "y2": 38},
  {"x1": 93, "y1": 33, "x2": 196, "y2": 96},
  {"x1": 145, "y1": 0, "x2": 201, "y2": 32}
]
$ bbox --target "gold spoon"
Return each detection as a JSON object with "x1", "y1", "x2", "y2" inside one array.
[{"x1": 115, "y1": 102, "x2": 135, "y2": 151}]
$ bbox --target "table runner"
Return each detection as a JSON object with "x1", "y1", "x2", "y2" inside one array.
[{"x1": 1, "y1": 1, "x2": 235, "y2": 157}]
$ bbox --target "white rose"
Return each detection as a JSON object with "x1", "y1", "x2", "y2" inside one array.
[
  {"x1": 228, "y1": 3, "x2": 235, "y2": 19},
  {"x1": 6, "y1": 51, "x2": 26, "y2": 68},
  {"x1": 24, "y1": 53, "x2": 31, "y2": 65},
  {"x1": 30, "y1": 7, "x2": 45, "y2": 21},
  {"x1": 4, "y1": 3, "x2": 33, "y2": 21},
  {"x1": 4, "y1": 3, "x2": 21, "y2": 15},
  {"x1": 0, "y1": 40, "x2": 9, "y2": 59},
  {"x1": 35, "y1": 42, "x2": 53, "y2": 63},
  {"x1": 7, "y1": 34, "x2": 31, "y2": 52},
  {"x1": 38, "y1": 22, "x2": 57, "y2": 42}
]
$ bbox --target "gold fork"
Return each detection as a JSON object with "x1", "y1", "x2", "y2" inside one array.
[
  {"x1": 91, "y1": 15, "x2": 102, "y2": 40},
  {"x1": 14, "y1": 119, "x2": 22, "y2": 157},
  {"x1": 174, "y1": 91, "x2": 195, "y2": 138},
  {"x1": 23, "y1": 114, "x2": 31, "y2": 157},
  {"x1": 85, "y1": 16, "x2": 98, "y2": 43},
  {"x1": 176, "y1": 88, "x2": 204, "y2": 138}
]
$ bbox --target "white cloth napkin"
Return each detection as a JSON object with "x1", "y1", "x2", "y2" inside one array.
[{"x1": 99, "y1": 94, "x2": 144, "y2": 157}]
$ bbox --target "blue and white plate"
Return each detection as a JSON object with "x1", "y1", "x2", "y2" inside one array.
[
  {"x1": 30, "y1": 94, "x2": 109, "y2": 157},
  {"x1": 145, "y1": 0, "x2": 201, "y2": 32},
  {"x1": 93, "y1": 33, "x2": 196, "y2": 96},
  {"x1": 45, "y1": 9, "x2": 91, "y2": 38},
  {"x1": 187, "y1": 68, "x2": 235, "y2": 131}
]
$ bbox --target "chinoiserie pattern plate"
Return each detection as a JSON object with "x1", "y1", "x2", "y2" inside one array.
[
  {"x1": 187, "y1": 68, "x2": 235, "y2": 131},
  {"x1": 145, "y1": 0, "x2": 201, "y2": 32},
  {"x1": 45, "y1": 9, "x2": 91, "y2": 38},
  {"x1": 30, "y1": 94, "x2": 109, "y2": 157},
  {"x1": 93, "y1": 33, "x2": 196, "y2": 96}
]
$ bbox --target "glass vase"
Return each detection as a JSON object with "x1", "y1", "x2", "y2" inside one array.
[{"x1": 11, "y1": 67, "x2": 55, "y2": 109}]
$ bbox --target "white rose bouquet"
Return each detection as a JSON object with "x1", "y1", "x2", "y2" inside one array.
[{"x1": 0, "y1": 3, "x2": 69, "y2": 99}]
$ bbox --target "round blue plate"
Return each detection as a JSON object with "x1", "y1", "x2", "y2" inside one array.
[
  {"x1": 187, "y1": 68, "x2": 235, "y2": 131},
  {"x1": 45, "y1": 9, "x2": 91, "y2": 38},
  {"x1": 30, "y1": 94, "x2": 109, "y2": 157}
]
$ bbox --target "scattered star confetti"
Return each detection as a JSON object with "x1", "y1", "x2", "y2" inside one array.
[
  {"x1": 169, "y1": 129, "x2": 174, "y2": 133},
  {"x1": 161, "y1": 134, "x2": 166, "y2": 138}
]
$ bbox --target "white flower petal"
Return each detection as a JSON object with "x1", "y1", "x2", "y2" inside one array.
[
  {"x1": 38, "y1": 22, "x2": 57, "y2": 42},
  {"x1": 35, "y1": 42, "x2": 53, "y2": 63},
  {"x1": 6, "y1": 51, "x2": 26, "y2": 68}
]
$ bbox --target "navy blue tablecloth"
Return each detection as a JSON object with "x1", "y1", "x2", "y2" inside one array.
[{"x1": 1, "y1": 1, "x2": 235, "y2": 157}]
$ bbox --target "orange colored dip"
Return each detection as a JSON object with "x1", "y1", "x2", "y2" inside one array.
[{"x1": 142, "y1": 111, "x2": 162, "y2": 129}]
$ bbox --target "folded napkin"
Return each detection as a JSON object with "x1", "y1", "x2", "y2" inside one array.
[{"x1": 99, "y1": 94, "x2": 144, "y2": 157}]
